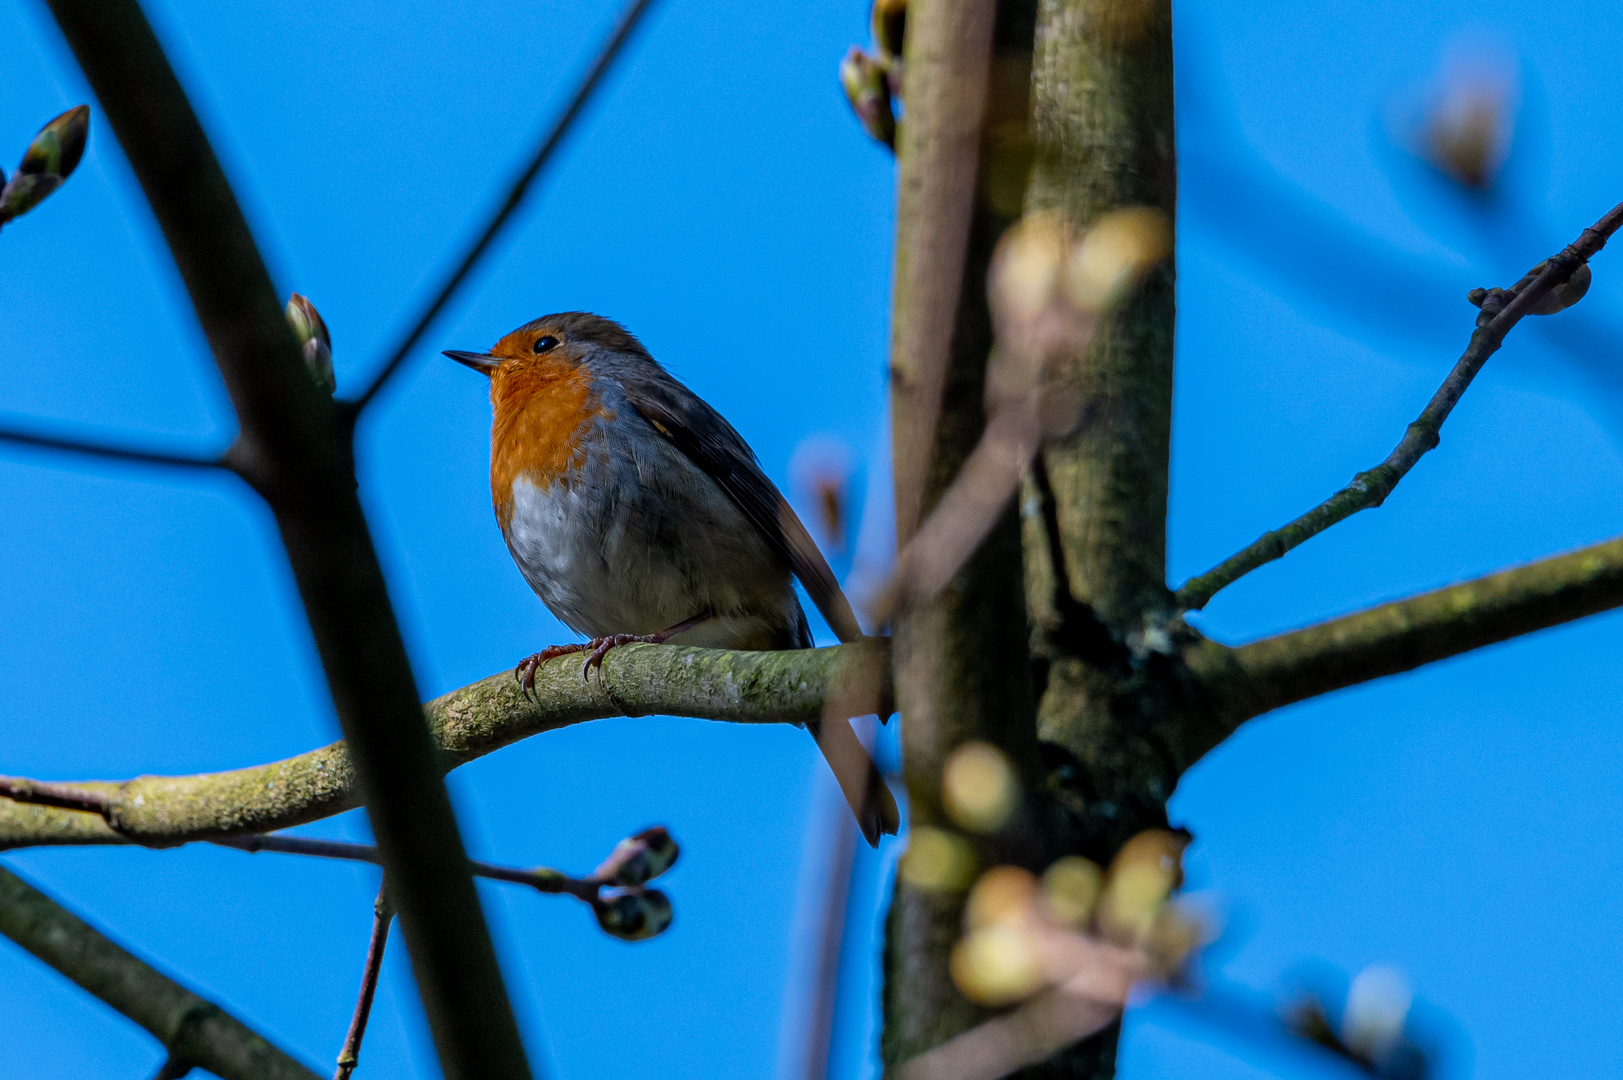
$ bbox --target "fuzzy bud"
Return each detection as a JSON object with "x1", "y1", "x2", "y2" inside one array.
[
  {"x1": 840, "y1": 47, "x2": 896, "y2": 149},
  {"x1": 593, "y1": 826, "x2": 679, "y2": 887},
  {"x1": 0, "y1": 105, "x2": 89, "y2": 224},
  {"x1": 871, "y1": 0, "x2": 907, "y2": 62},
  {"x1": 594, "y1": 888, "x2": 673, "y2": 941},
  {"x1": 285, "y1": 293, "x2": 336, "y2": 394}
]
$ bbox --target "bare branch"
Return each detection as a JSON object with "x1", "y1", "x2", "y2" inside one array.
[
  {"x1": 0, "y1": 639, "x2": 890, "y2": 850},
  {"x1": 0, "y1": 416, "x2": 222, "y2": 471},
  {"x1": 0, "y1": 861, "x2": 322, "y2": 1080},
  {"x1": 347, "y1": 0, "x2": 659, "y2": 411},
  {"x1": 42, "y1": 3, "x2": 536, "y2": 1072},
  {"x1": 1176, "y1": 199, "x2": 1623, "y2": 610},
  {"x1": 1187, "y1": 534, "x2": 1623, "y2": 733},
  {"x1": 333, "y1": 884, "x2": 392, "y2": 1080}
]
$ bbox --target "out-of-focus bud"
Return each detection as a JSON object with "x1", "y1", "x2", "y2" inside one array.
[
  {"x1": 964, "y1": 865, "x2": 1037, "y2": 930},
  {"x1": 951, "y1": 923, "x2": 1044, "y2": 1006},
  {"x1": 988, "y1": 210, "x2": 1070, "y2": 333},
  {"x1": 840, "y1": 47, "x2": 896, "y2": 149},
  {"x1": 1341, "y1": 965, "x2": 1412, "y2": 1064},
  {"x1": 1041, "y1": 855, "x2": 1103, "y2": 929},
  {"x1": 285, "y1": 293, "x2": 336, "y2": 394},
  {"x1": 1063, "y1": 207, "x2": 1172, "y2": 313},
  {"x1": 0, "y1": 105, "x2": 90, "y2": 224},
  {"x1": 789, "y1": 436, "x2": 855, "y2": 555},
  {"x1": 1393, "y1": 38, "x2": 1517, "y2": 190},
  {"x1": 1095, "y1": 829, "x2": 1187, "y2": 946},
  {"x1": 594, "y1": 825, "x2": 679, "y2": 887},
  {"x1": 871, "y1": 0, "x2": 907, "y2": 62},
  {"x1": 594, "y1": 888, "x2": 673, "y2": 941},
  {"x1": 899, "y1": 825, "x2": 978, "y2": 892},
  {"x1": 941, "y1": 741, "x2": 1019, "y2": 834},
  {"x1": 1142, "y1": 902, "x2": 1202, "y2": 975},
  {"x1": 1520, "y1": 260, "x2": 1591, "y2": 315}
]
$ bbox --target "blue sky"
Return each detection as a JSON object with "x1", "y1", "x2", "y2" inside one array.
[{"x1": 2, "y1": 0, "x2": 1622, "y2": 1078}]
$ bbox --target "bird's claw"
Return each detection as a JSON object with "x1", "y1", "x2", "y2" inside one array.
[
  {"x1": 580, "y1": 634, "x2": 657, "y2": 679},
  {"x1": 513, "y1": 643, "x2": 592, "y2": 699}
]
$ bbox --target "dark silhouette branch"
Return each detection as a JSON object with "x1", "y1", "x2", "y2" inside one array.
[
  {"x1": 0, "y1": 639, "x2": 890, "y2": 850},
  {"x1": 333, "y1": 883, "x2": 392, "y2": 1080},
  {"x1": 0, "y1": 416, "x2": 222, "y2": 471},
  {"x1": 0, "y1": 862, "x2": 322, "y2": 1080},
  {"x1": 41, "y1": 4, "x2": 533, "y2": 1076},
  {"x1": 347, "y1": 0, "x2": 659, "y2": 412},
  {"x1": 1187, "y1": 534, "x2": 1623, "y2": 733},
  {"x1": 1176, "y1": 199, "x2": 1623, "y2": 610}
]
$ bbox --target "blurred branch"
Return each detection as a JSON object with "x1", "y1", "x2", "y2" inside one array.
[
  {"x1": 0, "y1": 416, "x2": 222, "y2": 471},
  {"x1": 42, "y1": 3, "x2": 533, "y2": 1075},
  {"x1": 0, "y1": 639, "x2": 891, "y2": 849},
  {"x1": 0, "y1": 862, "x2": 322, "y2": 1080},
  {"x1": 333, "y1": 884, "x2": 391, "y2": 1080},
  {"x1": 1187, "y1": 533, "x2": 1623, "y2": 733},
  {"x1": 1176, "y1": 199, "x2": 1623, "y2": 611},
  {"x1": 347, "y1": 0, "x2": 658, "y2": 411}
]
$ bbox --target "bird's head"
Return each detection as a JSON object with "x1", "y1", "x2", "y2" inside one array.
[{"x1": 444, "y1": 311, "x2": 651, "y2": 400}]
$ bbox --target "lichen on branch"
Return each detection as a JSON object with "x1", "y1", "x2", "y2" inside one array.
[{"x1": 0, "y1": 640, "x2": 891, "y2": 851}]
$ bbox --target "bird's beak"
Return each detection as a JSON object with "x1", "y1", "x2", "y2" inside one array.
[{"x1": 443, "y1": 350, "x2": 500, "y2": 376}]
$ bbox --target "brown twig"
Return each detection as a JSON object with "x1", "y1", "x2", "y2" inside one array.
[
  {"x1": 0, "y1": 417, "x2": 222, "y2": 471},
  {"x1": 0, "y1": 862, "x2": 322, "y2": 1080},
  {"x1": 333, "y1": 884, "x2": 393, "y2": 1080},
  {"x1": 0, "y1": 640, "x2": 891, "y2": 851},
  {"x1": 1176, "y1": 199, "x2": 1623, "y2": 610},
  {"x1": 1187, "y1": 532, "x2": 1623, "y2": 734},
  {"x1": 43, "y1": 4, "x2": 535, "y2": 1074},
  {"x1": 212, "y1": 834, "x2": 602, "y2": 904},
  {"x1": 348, "y1": 0, "x2": 659, "y2": 411}
]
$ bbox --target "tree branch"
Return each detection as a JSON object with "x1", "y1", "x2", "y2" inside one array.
[
  {"x1": 1176, "y1": 199, "x2": 1623, "y2": 611},
  {"x1": 0, "y1": 861, "x2": 322, "y2": 1080},
  {"x1": 42, "y1": 4, "x2": 534, "y2": 1074},
  {"x1": 333, "y1": 883, "x2": 391, "y2": 1080},
  {"x1": 0, "y1": 415, "x2": 223, "y2": 471},
  {"x1": 1186, "y1": 534, "x2": 1623, "y2": 733},
  {"x1": 0, "y1": 640, "x2": 890, "y2": 850},
  {"x1": 346, "y1": 0, "x2": 658, "y2": 411}
]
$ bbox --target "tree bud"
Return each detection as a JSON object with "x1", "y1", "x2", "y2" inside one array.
[
  {"x1": 594, "y1": 888, "x2": 673, "y2": 941},
  {"x1": 871, "y1": 0, "x2": 907, "y2": 62},
  {"x1": 285, "y1": 293, "x2": 336, "y2": 394},
  {"x1": 941, "y1": 741, "x2": 1019, "y2": 834},
  {"x1": 899, "y1": 826, "x2": 977, "y2": 892},
  {"x1": 1040, "y1": 855, "x2": 1103, "y2": 929},
  {"x1": 1095, "y1": 829, "x2": 1187, "y2": 945},
  {"x1": 0, "y1": 105, "x2": 89, "y2": 224},
  {"x1": 839, "y1": 48, "x2": 896, "y2": 149},
  {"x1": 593, "y1": 825, "x2": 679, "y2": 887}
]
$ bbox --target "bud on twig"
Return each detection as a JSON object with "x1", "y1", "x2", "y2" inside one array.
[
  {"x1": 840, "y1": 47, "x2": 896, "y2": 149},
  {"x1": 594, "y1": 888, "x2": 673, "y2": 941},
  {"x1": 592, "y1": 826, "x2": 679, "y2": 887},
  {"x1": 871, "y1": 0, "x2": 907, "y2": 64},
  {"x1": 0, "y1": 105, "x2": 90, "y2": 226},
  {"x1": 285, "y1": 293, "x2": 336, "y2": 394}
]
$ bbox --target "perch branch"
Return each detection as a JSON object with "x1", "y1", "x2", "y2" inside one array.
[
  {"x1": 43, "y1": 3, "x2": 534, "y2": 1074},
  {"x1": 348, "y1": 0, "x2": 659, "y2": 410},
  {"x1": 0, "y1": 862, "x2": 322, "y2": 1080},
  {"x1": 1177, "y1": 199, "x2": 1623, "y2": 610},
  {"x1": 0, "y1": 416, "x2": 222, "y2": 471},
  {"x1": 1186, "y1": 533, "x2": 1623, "y2": 733},
  {"x1": 0, "y1": 639, "x2": 890, "y2": 850}
]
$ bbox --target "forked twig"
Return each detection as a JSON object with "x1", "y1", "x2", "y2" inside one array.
[
  {"x1": 0, "y1": 416, "x2": 222, "y2": 471},
  {"x1": 1177, "y1": 199, "x2": 1623, "y2": 610}
]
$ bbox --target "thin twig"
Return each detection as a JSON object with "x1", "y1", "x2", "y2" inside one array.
[
  {"x1": 0, "y1": 862, "x2": 323, "y2": 1080},
  {"x1": 347, "y1": 0, "x2": 659, "y2": 411},
  {"x1": 0, "y1": 776, "x2": 112, "y2": 817},
  {"x1": 1176, "y1": 199, "x2": 1623, "y2": 610},
  {"x1": 211, "y1": 834, "x2": 600, "y2": 903},
  {"x1": 0, "y1": 417, "x2": 222, "y2": 471},
  {"x1": 333, "y1": 883, "x2": 394, "y2": 1080}
]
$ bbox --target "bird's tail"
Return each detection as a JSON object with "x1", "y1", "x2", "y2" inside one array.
[{"x1": 809, "y1": 716, "x2": 901, "y2": 847}]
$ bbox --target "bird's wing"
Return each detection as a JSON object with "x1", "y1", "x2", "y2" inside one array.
[{"x1": 616, "y1": 368, "x2": 863, "y2": 644}]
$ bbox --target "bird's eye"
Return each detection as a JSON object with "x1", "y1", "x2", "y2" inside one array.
[{"x1": 533, "y1": 335, "x2": 560, "y2": 354}]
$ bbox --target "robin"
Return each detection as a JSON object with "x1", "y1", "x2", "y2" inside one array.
[{"x1": 446, "y1": 312, "x2": 901, "y2": 845}]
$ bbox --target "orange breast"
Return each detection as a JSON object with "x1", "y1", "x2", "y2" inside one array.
[{"x1": 488, "y1": 360, "x2": 612, "y2": 530}]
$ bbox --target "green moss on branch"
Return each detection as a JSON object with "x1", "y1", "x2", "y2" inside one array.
[{"x1": 0, "y1": 640, "x2": 891, "y2": 850}]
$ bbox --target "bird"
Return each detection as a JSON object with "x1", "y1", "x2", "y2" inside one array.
[{"x1": 445, "y1": 312, "x2": 901, "y2": 845}]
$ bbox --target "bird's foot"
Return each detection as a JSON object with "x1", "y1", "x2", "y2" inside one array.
[{"x1": 513, "y1": 635, "x2": 662, "y2": 696}]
